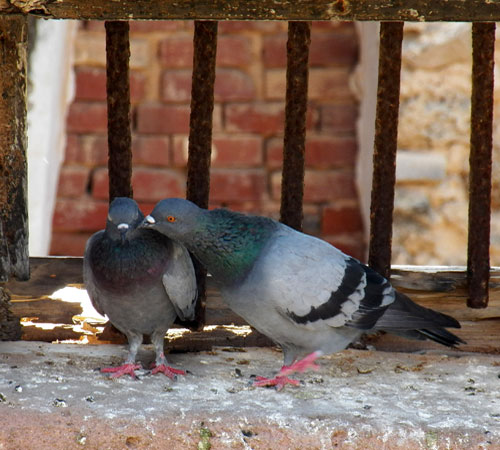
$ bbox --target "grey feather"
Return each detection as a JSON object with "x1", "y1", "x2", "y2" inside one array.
[{"x1": 143, "y1": 198, "x2": 464, "y2": 367}]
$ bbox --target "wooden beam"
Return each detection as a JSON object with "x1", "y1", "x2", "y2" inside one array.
[
  {"x1": 6, "y1": 258, "x2": 500, "y2": 324},
  {"x1": 6, "y1": 258, "x2": 499, "y2": 351},
  {"x1": 1, "y1": 1, "x2": 500, "y2": 22}
]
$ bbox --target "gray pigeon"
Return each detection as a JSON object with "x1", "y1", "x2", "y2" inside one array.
[
  {"x1": 83, "y1": 197, "x2": 197, "y2": 379},
  {"x1": 142, "y1": 198, "x2": 465, "y2": 389}
]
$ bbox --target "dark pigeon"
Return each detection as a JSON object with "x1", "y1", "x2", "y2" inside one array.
[
  {"x1": 142, "y1": 198, "x2": 465, "y2": 390},
  {"x1": 83, "y1": 197, "x2": 197, "y2": 379}
]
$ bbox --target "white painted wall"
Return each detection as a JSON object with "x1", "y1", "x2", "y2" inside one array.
[
  {"x1": 27, "y1": 20, "x2": 76, "y2": 255},
  {"x1": 353, "y1": 22, "x2": 380, "y2": 251}
]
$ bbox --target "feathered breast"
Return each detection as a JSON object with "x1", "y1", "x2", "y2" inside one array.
[{"x1": 89, "y1": 231, "x2": 172, "y2": 292}]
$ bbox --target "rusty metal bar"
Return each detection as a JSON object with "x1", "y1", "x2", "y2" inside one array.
[
  {"x1": 0, "y1": 15, "x2": 29, "y2": 283},
  {"x1": 186, "y1": 21, "x2": 217, "y2": 209},
  {"x1": 467, "y1": 22, "x2": 496, "y2": 309},
  {"x1": 3, "y1": 0, "x2": 500, "y2": 22},
  {"x1": 368, "y1": 22, "x2": 404, "y2": 279},
  {"x1": 279, "y1": 21, "x2": 311, "y2": 231},
  {"x1": 105, "y1": 21, "x2": 133, "y2": 201},
  {"x1": 186, "y1": 20, "x2": 218, "y2": 329}
]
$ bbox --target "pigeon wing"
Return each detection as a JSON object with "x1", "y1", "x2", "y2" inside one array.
[
  {"x1": 162, "y1": 240, "x2": 198, "y2": 321},
  {"x1": 83, "y1": 230, "x2": 107, "y2": 317},
  {"x1": 256, "y1": 229, "x2": 395, "y2": 331}
]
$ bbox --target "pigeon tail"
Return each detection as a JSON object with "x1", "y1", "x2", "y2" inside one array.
[{"x1": 375, "y1": 292, "x2": 466, "y2": 347}]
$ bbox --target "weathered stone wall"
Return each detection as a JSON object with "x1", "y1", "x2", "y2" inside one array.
[{"x1": 393, "y1": 23, "x2": 500, "y2": 266}]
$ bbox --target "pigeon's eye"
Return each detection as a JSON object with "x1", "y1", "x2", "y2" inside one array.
[{"x1": 167, "y1": 215, "x2": 176, "y2": 223}]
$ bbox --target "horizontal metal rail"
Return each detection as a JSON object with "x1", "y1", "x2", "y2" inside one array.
[{"x1": 0, "y1": 0, "x2": 499, "y2": 22}]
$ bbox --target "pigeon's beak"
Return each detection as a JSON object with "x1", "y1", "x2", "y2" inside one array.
[
  {"x1": 143, "y1": 215, "x2": 156, "y2": 227},
  {"x1": 117, "y1": 223, "x2": 129, "y2": 243}
]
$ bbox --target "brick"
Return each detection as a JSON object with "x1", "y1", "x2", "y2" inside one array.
[
  {"x1": 67, "y1": 102, "x2": 107, "y2": 134},
  {"x1": 158, "y1": 35, "x2": 194, "y2": 68},
  {"x1": 218, "y1": 21, "x2": 287, "y2": 34},
  {"x1": 82, "y1": 21, "x2": 105, "y2": 32},
  {"x1": 50, "y1": 232, "x2": 93, "y2": 256},
  {"x1": 320, "y1": 103, "x2": 358, "y2": 133},
  {"x1": 171, "y1": 135, "x2": 189, "y2": 167},
  {"x1": 74, "y1": 34, "x2": 150, "y2": 69},
  {"x1": 271, "y1": 170, "x2": 357, "y2": 202},
  {"x1": 311, "y1": 21, "x2": 355, "y2": 32},
  {"x1": 56, "y1": 167, "x2": 90, "y2": 198},
  {"x1": 52, "y1": 199, "x2": 109, "y2": 232},
  {"x1": 225, "y1": 103, "x2": 316, "y2": 135},
  {"x1": 136, "y1": 103, "x2": 190, "y2": 134},
  {"x1": 132, "y1": 135, "x2": 170, "y2": 166},
  {"x1": 212, "y1": 136, "x2": 263, "y2": 167},
  {"x1": 266, "y1": 135, "x2": 357, "y2": 169},
  {"x1": 92, "y1": 167, "x2": 186, "y2": 201},
  {"x1": 160, "y1": 70, "x2": 192, "y2": 103},
  {"x1": 172, "y1": 135, "x2": 262, "y2": 168},
  {"x1": 309, "y1": 31, "x2": 358, "y2": 67},
  {"x1": 161, "y1": 68, "x2": 256, "y2": 103},
  {"x1": 217, "y1": 35, "x2": 253, "y2": 67},
  {"x1": 64, "y1": 135, "x2": 108, "y2": 166},
  {"x1": 132, "y1": 168, "x2": 186, "y2": 201},
  {"x1": 265, "y1": 68, "x2": 355, "y2": 101},
  {"x1": 262, "y1": 34, "x2": 286, "y2": 68},
  {"x1": 210, "y1": 169, "x2": 267, "y2": 202},
  {"x1": 75, "y1": 67, "x2": 146, "y2": 103},
  {"x1": 321, "y1": 206, "x2": 364, "y2": 235},
  {"x1": 225, "y1": 103, "x2": 284, "y2": 136},
  {"x1": 129, "y1": 21, "x2": 186, "y2": 33},
  {"x1": 215, "y1": 69, "x2": 256, "y2": 101},
  {"x1": 263, "y1": 27, "x2": 358, "y2": 68}
]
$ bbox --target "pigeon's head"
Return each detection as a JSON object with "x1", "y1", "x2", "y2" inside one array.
[
  {"x1": 142, "y1": 198, "x2": 203, "y2": 244},
  {"x1": 106, "y1": 197, "x2": 144, "y2": 244}
]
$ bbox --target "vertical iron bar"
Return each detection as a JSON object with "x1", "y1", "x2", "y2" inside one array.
[
  {"x1": 467, "y1": 22, "x2": 495, "y2": 309},
  {"x1": 186, "y1": 21, "x2": 218, "y2": 209},
  {"x1": 105, "y1": 21, "x2": 133, "y2": 201},
  {"x1": 280, "y1": 21, "x2": 311, "y2": 231},
  {"x1": 186, "y1": 21, "x2": 218, "y2": 328},
  {"x1": 0, "y1": 15, "x2": 29, "y2": 282},
  {"x1": 368, "y1": 22, "x2": 404, "y2": 279}
]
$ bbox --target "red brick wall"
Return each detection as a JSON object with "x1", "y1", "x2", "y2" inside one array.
[{"x1": 51, "y1": 21, "x2": 363, "y2": 259}]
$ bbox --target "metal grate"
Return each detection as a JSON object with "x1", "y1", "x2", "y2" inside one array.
[{"x1": 0, "y1": 4, "x2": 498, "y2": 336}]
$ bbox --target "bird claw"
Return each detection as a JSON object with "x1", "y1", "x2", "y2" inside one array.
[
  {"x1": 252, "y1": 351, "x2": 322, "y2": 390},
  {"x1": 253, "y1": 375, "x2": 301, "y2": 391},
  {"x1": 279, "y1": 351, "x2": 322, "y2": 377},
  {"x1": 150, "y1": 363, "x2": 186, "y2": 380},
  {"x1": 101, "y1": 363, "x2": 142, "y2": 379}
]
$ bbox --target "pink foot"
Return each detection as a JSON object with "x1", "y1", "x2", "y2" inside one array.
[
  {"x1": 280, "y1": 351, "x2": 322, "y2": 377},
  {"x1": 151, "y1": 363, "x2": 186, "y2": 379},
  {"x1": 253, "y1": 351, "x2": 322, "y2": 391},
  {"x1": 253, "y1": 375, "x2": 300, "y2": 391},
  {"x1": 101, "y1": 363, "x2": 142, "y2": 379}
]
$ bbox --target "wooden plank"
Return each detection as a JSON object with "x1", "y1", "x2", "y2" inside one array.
[
  {"x1": 1, "y1": 1, "x2": 500, "y2": 22},
  {"x1": 7, "y1": 258, "x2": 499, "y2": 351},
  {"x1": 0, "y1": 14, "x2": 29, "y2": 282},
  {"x1": 6, "y1": 258, "x2": 500, "y2": 323}
]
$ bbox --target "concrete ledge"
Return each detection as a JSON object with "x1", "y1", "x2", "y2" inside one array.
[{"x1": 0, "y1": 342, "x2": 499, "y2": 449}]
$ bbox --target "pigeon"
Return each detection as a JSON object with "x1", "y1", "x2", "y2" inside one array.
[
  {"x1": 142, "y1": 198, "x2": 465, "y2": 389},
  {"x1": 83, "y1": 197, "x2": 197, "y2": 379}
]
